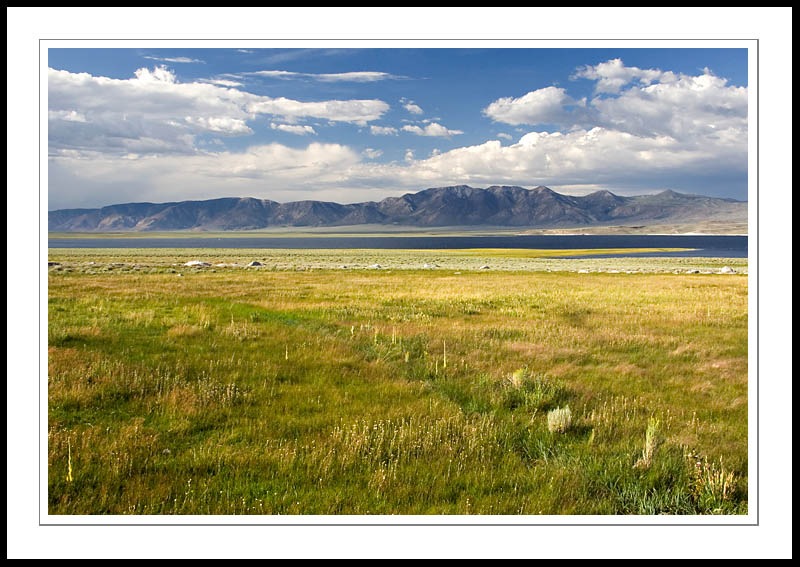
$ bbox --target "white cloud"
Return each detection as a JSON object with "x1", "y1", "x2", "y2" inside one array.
[
  {"x1": 248, "y1": 97, "x2": 388, "y2": 125},
  {"x1": 370, "y1": 125, "x2": 398, "y2": 135},
  {"x1": 572, "y1": 58, "x2": 675, "y2": 94},
  {"x1": 250, "y1": 70, "x2": 296, "y2": 79},
  {"x1": 186, "y1": 116, "x2": 252, "y2": 135},
  {"x1": 318, "y1": 71, "x2": 400, "y2": 83},
  {"x1": 348, "y1": 122, "x2": 744, "y2": 199},
  {"x1": 484, "y1": 61, "x2": 747, "y2": 146},
  {"x1": 403, "y1": 102, "x2": 423, "y2": 114},
  {"x1": 48, "y1": 59, "x2": 748, "y2": 208},
  {"x1": 362, "y1": 148, "x2": 383, "y2": 159},
  {"x1": 200, "y1": 78, "x2": 243, "y2": 88},
  {"x1": 236, "y1": 49, "x2": 255, "y2": 54},
  {"x1": 133, "y1": 65, "x2": 177, "y2": 83},
  {"x1": 483, "y1": 86, "x2": 586, "y2": 126},
  {"x1": 401, "y1": 122, "x2": 463, "y2": 137},
  {"x1": 589, "y1": 69, "x2": 747, "y2": 140},
  {"x1": 49, "y1": 142, "x2": 363, "y2": 208},
  {"x1": 497, "y1": 133, "x2": 513, "y2": 140},
  {"x1": 48, "y1": 66, "x2": 389, "y2": 155},
  {"x1": 143, "y1": 56, "x2": 205, "y2": 64},
  {"x1": 251, "y1": 70, "x2": 401, "y2": 82},
  {"x1": 50, "y1": 118, "x2": 747, "y2": 210},
  {"x1": 270, "y1": 122, "x2": 317, "y2": 136},
  {"x1": 48, "y1": 110, "x2": 86, "y2": 122},
  {"x1": 258, "y1": 49, "x2": 351, "y2": 66}
]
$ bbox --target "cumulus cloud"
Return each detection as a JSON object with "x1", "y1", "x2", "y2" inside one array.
[
  {"x1": 48, "y1": 66, "x2": 389, "y2": 155},
  {"x1": 270, "y1": 123, "x2": 317, "y2": 136},
  {"x1": 50, "y1": 117, "x2": 747, "y2": 210},
  {"x1": 356, "y1": 123, "x2": 745, "y2": 198},
  {"x1": 484, "y1": 60, "x2": 747, "y2": 144},
  {"x1": 483, "y1": 86, "x2": 586, "y2": 127},
  {"x1": 497, "y1": 133, "x2": 513, "y2": 140},
  {"x1": 403, "y1": 102, "x2": 423, "y2": 114},
  {"x1": 186, "y1": 116, "x2": 253, "y2": 135},
  {"x1": 250, "y1": 70, "x2": 401, "y2": 82},
  {"x1": 370, "y1": 125, "x2": 398, "y2": 135},
  {"x1": 572, "y1": 58, "x2": 675, "y2": 94},
  {"x1": 401, "y1": 122, "x2": 463, "y2": 137},
  {"x1": 362, "y1": 148, "x2": 383, "y2": 159},
  {"x1": 143, "y1": 56, "x2": 205, "y2": 64},
  {"x1": 49, "y1": 142, "x2": 363, "y2": 208},
  {"x1": 48, "y1": 59, "x2": 748, "y2": 208},
  {"x1": 589, "y1": 69, "x2": 747, "y2": 140}
]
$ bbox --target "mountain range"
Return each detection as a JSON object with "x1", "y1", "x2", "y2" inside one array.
[{"x1": 48, "y1": 185, "x2": 747, "y2": 232}]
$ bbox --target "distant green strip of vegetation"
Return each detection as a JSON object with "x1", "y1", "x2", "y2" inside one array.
[{"x1": 455, "y1": 247, "x2": 690, "y2": 258}]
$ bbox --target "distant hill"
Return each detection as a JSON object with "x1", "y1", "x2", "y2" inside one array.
[{"x1": 48, "y1": 185, "x2": 747, "y2": 232}]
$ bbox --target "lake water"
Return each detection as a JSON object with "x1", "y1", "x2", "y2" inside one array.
[{"x1": 48, "y1": 234, "x2": 748, "y2": 258}]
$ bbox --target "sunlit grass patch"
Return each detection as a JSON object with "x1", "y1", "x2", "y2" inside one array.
[{"x1": 47, "y1": 249, "x2": 748, "y2": 515}]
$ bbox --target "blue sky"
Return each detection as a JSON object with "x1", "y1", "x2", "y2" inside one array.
[{"x1": 48, "y1": 47, "x2": 748, "y2": 209}]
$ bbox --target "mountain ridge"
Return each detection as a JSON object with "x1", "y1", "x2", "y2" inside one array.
[{"x1": 48, "y1": 185, "x2": 747, "y2": 232}]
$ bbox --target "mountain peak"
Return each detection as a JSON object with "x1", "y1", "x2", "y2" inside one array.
[{"x1": 49, "y1": 185, "x2": 747, "y2": 232}]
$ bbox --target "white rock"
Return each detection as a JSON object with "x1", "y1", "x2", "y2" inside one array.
[{"x1": 184, "y1": 260, "x2": 211, "y2": 267}]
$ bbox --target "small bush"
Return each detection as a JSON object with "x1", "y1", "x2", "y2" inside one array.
[
  {"x1": 634, "y1": 417, "x2": 662, "y2": 469},
  {"x1": 688, "y1": 452, "x2": 738, "y2": 513},
  {"x1": 501, "y1": 368, "x2": 567, "y2": 411},
  {"x1": 547, "y1": 406, "x2": 572, "y2": 433}
]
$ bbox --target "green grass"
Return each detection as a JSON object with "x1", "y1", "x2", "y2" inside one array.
[{"x1": 47, "y1": 249, "x2": 748, "y2": 515}]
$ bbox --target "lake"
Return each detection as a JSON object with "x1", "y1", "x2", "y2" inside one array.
[{"x1": 47, "y1": 234, "x2": 748, "y2": 258}]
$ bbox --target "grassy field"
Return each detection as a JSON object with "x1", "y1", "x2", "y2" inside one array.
[{"x1": 47, "y1": 249, "x2": 748, "y2": 515}]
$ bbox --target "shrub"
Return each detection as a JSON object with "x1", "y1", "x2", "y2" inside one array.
[
  {"x1": 547, "y1": 406, "x2": 572, "y2": 433},
  {"x1": 634, "y1": 417, "x2": 662, "y2": 469},
  {"x1": 502, "y1": 368, "x2": 567, "y2": 411},
  {"x1": 687, "y1": 452, "x2": 738, "y2": 513}
]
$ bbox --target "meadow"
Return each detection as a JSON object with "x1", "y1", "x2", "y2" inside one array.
[{"x1": 47, "y1": 248, "x2": 748, "y2": 515}]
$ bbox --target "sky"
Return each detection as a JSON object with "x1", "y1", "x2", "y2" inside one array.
[{"x1": 47, "y1": 47, "x2": 749, "y2": 210}]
